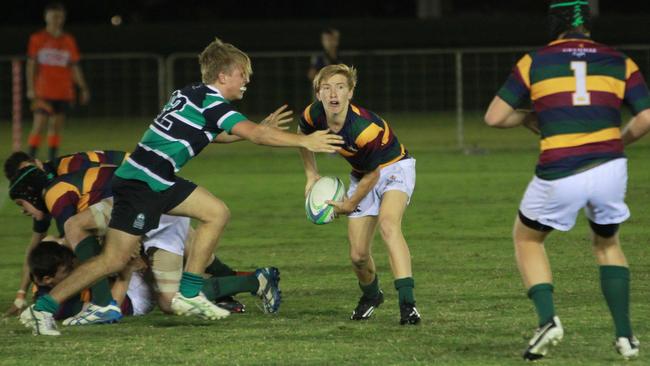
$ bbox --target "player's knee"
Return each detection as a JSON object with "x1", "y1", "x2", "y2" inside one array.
[
  {"x1": 378, "y1": 218, "x2": 401, "y2": 240},
  {"x1": 589, "y1": 220, "x2": 619, "y2": 239},
  {"x1": 101, "y1": 251, "x2": 132, "y2": 274},
  {"x1": 202, "y1": 200, "x2": 230, "y2": 226},
  {"x1": 350, "y1": 251, "x2": 370, "y2": 269}
]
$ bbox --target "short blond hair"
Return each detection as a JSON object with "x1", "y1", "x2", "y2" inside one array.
[
  {"x1": 313, "y1": 64, "x2": 357, "y2": 94},
  {"x1": 198, "y1": 37, "x2": 253, "y2": 84}
]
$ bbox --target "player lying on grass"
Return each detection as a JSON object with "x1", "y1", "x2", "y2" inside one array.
[
  {"x1": 5, "y1": 151, "x2": 281, "y2": 325},
  {"x1": 298, "y1": 64, "x2": 420, "y2": 325},
  {"x1": 20, "y1": 37, "x2": 343, "y2": 336},
  {"x1": 28, "y1": 218, "x2": 280, "y2": 324},
  {"x1": 484, "y1": 0, "x2": 650, "y2": 360}
]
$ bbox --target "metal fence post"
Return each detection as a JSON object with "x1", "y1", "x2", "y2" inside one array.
[{"x1": 455, "y1": 51, "x2": 464, "y2": 150}]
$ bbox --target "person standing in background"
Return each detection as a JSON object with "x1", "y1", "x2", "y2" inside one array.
[
  {"x1": 26, "y1": 2, "x2": 90, "y2": 161},
  {"x1": 307, "y1": 28, "x2": 341, "y2": 82}
]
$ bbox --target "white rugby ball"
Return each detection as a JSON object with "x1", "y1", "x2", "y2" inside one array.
[{"x1": 305, "y1": 176, "x2": 346, "y2": 225}]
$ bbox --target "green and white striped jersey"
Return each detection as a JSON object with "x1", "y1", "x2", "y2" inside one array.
[{"x1": 116, "y1": 83, "x2": 247, "y2": 191}]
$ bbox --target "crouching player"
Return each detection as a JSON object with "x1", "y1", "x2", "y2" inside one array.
[
  {"x1": 484, "y1": 0, "x2": 650, "y2": 360},
  {"x1": 298, "y1": 64, "x2": 420, "y2": 325}
]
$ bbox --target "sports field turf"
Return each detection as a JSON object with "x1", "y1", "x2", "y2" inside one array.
[{"x1": 1, "y1": 113, "x2": 649, "y2": 365}]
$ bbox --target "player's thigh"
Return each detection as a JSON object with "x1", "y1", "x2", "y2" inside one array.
[
  {"x1": 513, "y1": 215, "x2": 551, "y2": 243},
  {"x1": 167, "y1": 185, "x2": 229, "y2": 224},
  {"x1": 31, "y1": 112, "x2": 48, "y2": 131},
  {"x1": 348, "y1": 216, "x2": 378, "y2": 258},
  {"x1": 377, "y1": 190, "x2": 409, "y2": 237},
  {"x1": 519, "y1": 174, "x2": 586, "y2": 231},
  {"x1": 584, "y1": 159, "x2": 630, "y2": 225}
]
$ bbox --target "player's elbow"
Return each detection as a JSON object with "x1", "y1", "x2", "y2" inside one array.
[{"x1": 484, "y1": 110, "x2": 504, "y2": 127}]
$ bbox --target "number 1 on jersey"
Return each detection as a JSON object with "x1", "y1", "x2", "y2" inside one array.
[{"x1": 570, "y1": 61, "x2": 591, "y2": 106}]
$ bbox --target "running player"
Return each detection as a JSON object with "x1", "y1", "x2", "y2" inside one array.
[
  {"x1": 20, "y1": 37, "x2": 343, "y2": 335},
  {"x1": 298, "y1": 64, "x2": 420, "y2": 325},
  {"x1": 26, "y1": 2, "x2": 90, "y2": 160},
  {"x1": 484, "y1": 0, "x2": 650, "y2": 360}
]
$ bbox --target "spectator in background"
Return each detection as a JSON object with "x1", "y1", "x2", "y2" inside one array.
[
  {"x1": 26, "y1": 2, "x2": 90, "y2": 161},
  {"x1": 307, "y1": 28, "x2": 341, "y2": 82}
]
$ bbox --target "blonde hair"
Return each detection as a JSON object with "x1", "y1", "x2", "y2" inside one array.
[
  {"x1": 313, "y1": 64, "x2": 357, "y2": 94},
  {"x1": 198, "y1": 37, "x2": 253, "y2": 84}
]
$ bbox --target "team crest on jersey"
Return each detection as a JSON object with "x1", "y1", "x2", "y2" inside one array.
[
  {"x1": 387, "y1": 174, "x2": 404, "y2": 184},
  {"x1": 133, "y1": 213, "x2": 146, "y2": 230}
]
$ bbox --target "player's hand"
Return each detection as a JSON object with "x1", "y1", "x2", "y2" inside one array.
[
  {"x1": 326, "y1": 197, "x2": 356, "y2": 215},
  {"x1": 4, "y1": 292, "x2": 27, "y2": 317},
  {"x1": 79, "y1": 88, "x2": 91, "y2": 105},
  {"x1": 302, "y1": 130, "x2": 343, "y2": 153},
  {"x1": 261, "y1": 104, "x2": 292, "y2": 130},
  {"x1": 305, "y1": 175, "x2": 321, "y2": 197}
]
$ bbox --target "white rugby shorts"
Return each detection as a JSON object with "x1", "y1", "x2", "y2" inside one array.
[
  {"x1": 142, "y1": 214, "x2": 189, "y2": 256},
  {"x1": 126, "y1": 271, "x2": 155, "y2": 316},
  {"x1": 519, "y1": 158, "x2": 629, "y2": 231},
  {"x1": 347, "y1": 158, "x2": 416, "y2": 218}
]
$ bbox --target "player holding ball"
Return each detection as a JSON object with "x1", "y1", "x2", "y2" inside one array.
[{"x1": 299, "y1": 64, "x2": 420, "y2": 325}]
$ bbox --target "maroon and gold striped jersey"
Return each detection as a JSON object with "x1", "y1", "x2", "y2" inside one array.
[{"x1": 498, "y1": 33, "x2": 650, "y2": 180}]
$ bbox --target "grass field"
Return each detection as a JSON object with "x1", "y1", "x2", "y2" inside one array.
[{"x1": 1, "y1": 113, "x2": 649, "y2": 365}]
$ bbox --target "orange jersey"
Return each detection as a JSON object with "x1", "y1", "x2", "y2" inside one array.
[{"x1": 27, "y1": 30, "x2": 80, "y2": 101}]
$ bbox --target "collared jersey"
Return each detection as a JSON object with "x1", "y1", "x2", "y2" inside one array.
[
  {"x1": 116, "y1": 83, "x2": 247, "y2": 192},
  {"x1": 27, "y1": 30, "x2": 80, "y2": 101},
  {"x1": 299, "y1": 101, "x2": 407, "y2": 175},
  {"x1": 40, "y1": 166, "x2": 115, "y2": 235},
  {"x1": 498, "y1": 33, "x2": 650, "y2": 180}
]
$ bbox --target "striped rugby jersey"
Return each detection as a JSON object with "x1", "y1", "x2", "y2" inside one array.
[
  {"x1": 41, "y1": 166, "x2": 115, "y2": 235},
  {"x1": 44, "y1": 150, "x2": 128, "y2": 177},
  {"x1": 116, "y1": 83, "x2": 247, "y2": 191},
  {"x1": 498, "y1": 33, "x2": 650, "y2": 180},
  {"x1": 32, "y1": 151, "x2": 127, "y2": 233},
  {"x1": 300, "y1": 101, "x2": 407, "y2": 176}
]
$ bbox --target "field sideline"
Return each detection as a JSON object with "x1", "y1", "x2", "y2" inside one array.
[{"x1": 1, "y1": 113, "x2": 649, "y2": 365}]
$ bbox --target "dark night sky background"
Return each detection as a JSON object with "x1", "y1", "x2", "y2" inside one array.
[{"x1": 3, "y1": 0, "x2": 649, "y2": 25}]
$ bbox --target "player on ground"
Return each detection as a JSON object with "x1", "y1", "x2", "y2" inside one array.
[
  {"x1": 484, "y1": 0, "x2": 650, "y2": 360},
  {"x1": 20, "y1": 37, "x2": 343, "y2": 335},
  {"x1": 26, "y1": 2, "x2": 90, "y2": 160},
  {"x1": 298, "y1": 64, "x2": 420, "y2": 325},
  {"x1": 6, "y1": 151, "x2": 279, "y2": 324},
  {"x1": 4, "y1": 150, "x2": 127, "y2": 316}
]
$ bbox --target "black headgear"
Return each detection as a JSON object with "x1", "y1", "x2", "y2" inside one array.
[
  {"x1": 8, "y1": 166, "x2": 49, "y2": 212},
  {"x1": 549, "y1": 0, "x2": 591, "y2": 39}
]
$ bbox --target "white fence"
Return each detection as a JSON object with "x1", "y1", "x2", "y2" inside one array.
[{"x1": 2, "y1": 46, "x2": 650, "y2": 148}]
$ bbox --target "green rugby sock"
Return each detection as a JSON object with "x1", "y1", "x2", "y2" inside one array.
[
  {"x1": 205, "y1": 257, "x2": 236, "y2": 277},
  {"x1": 74, "y1": 236, "x2": 113, "y2": 306},
  {"x1": 180, "y1": 272, "x2": 205, "y2": 298},
  {"x1": 394, "y1": 277, "x2": 415, "y2": 304},
  {"x1": 528, "y1": 283, "x2": 555, "y2": 326},
  {"x1": 359, "y1": 275, "x2": 380, "y2": 299},
  {"x1": 202, "y1": 275, "x2": 259, "y2": 301},
  {"x1": 34, "y1": 294, "x2": 60, "y2": 314},
  {"x1": 600, "y1": 265, "x2": 632, "y2": 338}
]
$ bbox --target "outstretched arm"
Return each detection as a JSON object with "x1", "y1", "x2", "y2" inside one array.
[
  {"x1": 5, "y1": 232, "x2": 46, "y2": 316},
  {"x1": 231, "y1": 113, "x2": 343, "y2": 153},
  {"x1": 297, "y1": 129, "x2": 321, "y2": 197}
]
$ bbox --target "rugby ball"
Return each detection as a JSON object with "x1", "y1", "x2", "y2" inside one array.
[{"x1": 305, "y1": 176, "x2": 346, "y2": 225}]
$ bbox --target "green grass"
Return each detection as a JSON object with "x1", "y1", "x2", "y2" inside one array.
[{"x1": 1, "y1": 113, "x2": 650, "y2": 365}]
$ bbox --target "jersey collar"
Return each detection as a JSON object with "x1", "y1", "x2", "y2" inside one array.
[{"x1": 548, "y1": 32, "x2": 593, "y2": 46}]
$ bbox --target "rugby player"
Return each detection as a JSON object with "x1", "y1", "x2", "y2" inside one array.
[
  {"x1": 298, "y1": 64, "x2": 420, "y2": 325},
  {"x1": 20, "y1": 37, "x2": 343, "y2": 335},
  {"x1": 484, "y1": 0, "x2": 650, "y2": 360}
]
